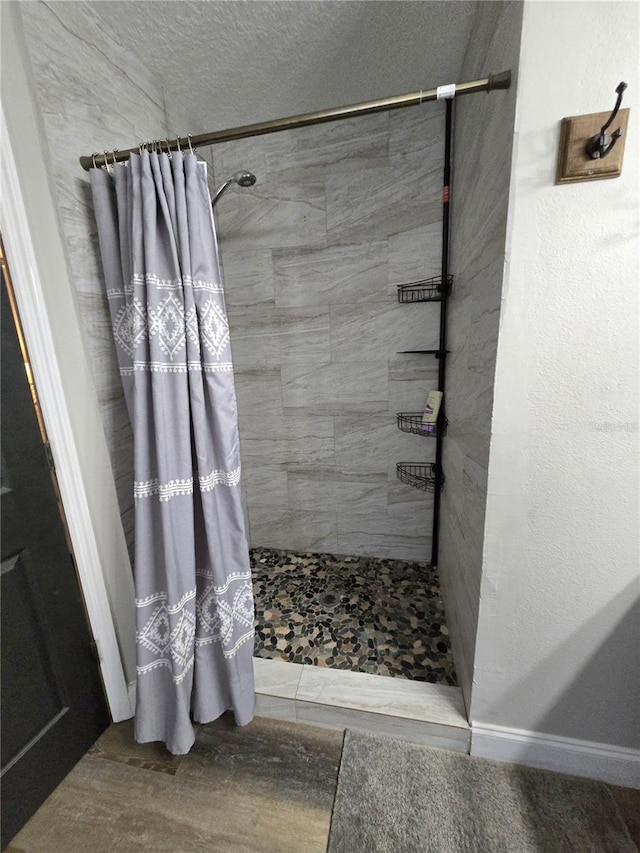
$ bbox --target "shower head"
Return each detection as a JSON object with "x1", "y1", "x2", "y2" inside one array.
[
  {"x1": 234, "y1": 171, "x2": 257, "y2": 188},
  {"x1": 212, "y1": 170, "x2": 257, "y2": 207}
]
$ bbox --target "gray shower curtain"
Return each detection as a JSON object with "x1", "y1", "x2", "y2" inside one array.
[{"x1": 90, "y1": 150, "x2": 255, "y2": 754}]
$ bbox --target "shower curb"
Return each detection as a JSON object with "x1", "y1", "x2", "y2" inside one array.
[{"x1": 253, "y1": 657, "x2": 470, "y2": 753}]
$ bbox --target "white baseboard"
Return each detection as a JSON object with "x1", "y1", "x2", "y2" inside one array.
[{"x1": 471, "y1": 723, "x2": 640, "y2": 788}]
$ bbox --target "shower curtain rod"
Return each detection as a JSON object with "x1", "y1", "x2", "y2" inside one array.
[{"x1": 79, "y1": 70, "x2": 511, "y2": 171}]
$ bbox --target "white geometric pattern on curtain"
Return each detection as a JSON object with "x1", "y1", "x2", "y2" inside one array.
[{"x1": 90, "y1": 150, "x2": 255, "y2": 754}]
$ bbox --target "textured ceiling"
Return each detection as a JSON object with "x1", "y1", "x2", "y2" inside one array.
[{"x1": 88, "y1": 1, "x2": 477, "y2": 133}]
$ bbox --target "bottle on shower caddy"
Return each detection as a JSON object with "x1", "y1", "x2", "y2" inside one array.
[{"x1": 420, "y1": 391, "x2": 443, "y2": 433}]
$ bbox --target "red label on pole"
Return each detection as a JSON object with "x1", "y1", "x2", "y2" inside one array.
[{"x1": 443, "y1": 186, "x2": 450, "y2": 203}]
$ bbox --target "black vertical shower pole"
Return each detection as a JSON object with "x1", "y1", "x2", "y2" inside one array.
[{"x1": 431, "y1": 97, "x2": 453, "y2": 566}]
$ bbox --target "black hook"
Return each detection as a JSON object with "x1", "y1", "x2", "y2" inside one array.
[{"x1": 585, "y1": 81, "x2": 627, "y2": 159}]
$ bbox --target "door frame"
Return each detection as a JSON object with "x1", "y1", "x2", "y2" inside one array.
[{"x1": 1, "y1": 107, "x2": 131, "y2": 720}]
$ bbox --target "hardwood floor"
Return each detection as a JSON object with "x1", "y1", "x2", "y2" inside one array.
[
  {"x1": 7, "y1": 715, "x2": 343, "y2": 853},
  {"x1": 611, "y1": 786, "x2": 640, "y2": 851},
  {"x1": 7, "y1": 715, "x2": 639, "y2": 852}
]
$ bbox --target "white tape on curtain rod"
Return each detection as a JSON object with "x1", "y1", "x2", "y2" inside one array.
[{"x1": 437, "y1": 83, "x2": 456, "y2": 100}]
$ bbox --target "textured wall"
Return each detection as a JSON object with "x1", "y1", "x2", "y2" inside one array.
[
  {"x1": 19, "y1": 1, "x2": 170, "y2": 560},
  {"x1": 212, "y1": 106, "x2": 447, "y2": 560},
  {"x1": 84, "y1": 1, "x2": 475, "y2": 133},
  {"x1": 437, "y1": 1, "x2": 523, "y2": 704},
  {"x1": 473, "y1": 0, "x2": 639, "y2": 749}
]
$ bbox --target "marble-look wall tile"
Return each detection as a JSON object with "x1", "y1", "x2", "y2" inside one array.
[
  {"x1": 282, "y1": 362, "x2": 389, "y2": 416},
  {"x1": 273, "y1": 242, "x2": 388, "y2": 308},
  {"x1": 74, "y1": 291, "x2": 123, "y2": 407},
  {"x1": 387, "y1": 224, "x2": 444, "y2": 294},
  {"x1": 441, "y1": 451, "x2": 489, "y2": 573},
  {"x1": 263, "y1": 112, "x2": 389, "y2": 180},
  {"x1": 336, "y1": 505, "x2": 433, "y2": 562},
  {"x1": 219, "y1": 247, "x2": 275, "y2": 308},
  {"x1": 249, "y1": 508, "x2": 338, "y2": 553},
  {"x1": 445, "y1": 410, "x2": 494, "y2": 473},
  {"x1": 437, "y1": 485, "x2": 484, "y2": 699},
  {"x1": 388, "y1": 373, "x2": 440, "y2": 417},
  {"x1": 241, "y1": 462, "x2": 290, "y2": 510},
  {"x1": 216, "y1": 180, "x2": 327, "y2": 250},
  {"x1": 438, "y1": 1, "x2": 524, "y2": 704},
  {"x1": 326, "y1": 164, "x2": 441, "y2": 246},
  {"x1": 388, "y1": 104, "x2": 445, "y2": 164},
  {"x1": 104, "y1": 394, "x2": 135, "y2": 518},
  {"x1": 287, "y1": 468, "x2": 387, "y2": 515},
  {"x1": 330, "y1": 302, "x2": 440, "y2": 362},
  {"x1": 213, "y1": 98, "x2": 443, "y2": 560},
  {"x1": 387, "y1": 477, "x2": 435, "y2": 509},
  {"x1": 208, "y1": 136, "x2": 268, "y2": 192},
  {"x1": 228, "y1": 305, "x2": 331, "y2": 367},
  {"x1": 233, "y1": 367, "x2": 284, "y2": 413},
  {"x1": 388, "y1": 352, "x2": 440, "y2": 383},
  {"x1": 239, "y1": 412, "x2": 335, "y2": 465},
  {"x1": 57, "y1": 185, "x2": 106, "y2": 295},
  {"x1": 334, "y1": 415, "x2": 433, "y2": 472},
  {"x1": 20, "y1": 1, "x2": 172, "y2": 559}
]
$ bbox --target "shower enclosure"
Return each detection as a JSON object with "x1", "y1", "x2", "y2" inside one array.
[
  {"x1": 10, "y1": 0, "x2": 524, "y2": 771},
  {"x1": 210, "y1": 99, "x2": 457, "y2": 686}
]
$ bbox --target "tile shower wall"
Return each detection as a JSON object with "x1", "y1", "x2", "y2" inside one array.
[
  {"x1": 438, "y1": 0, "x2": 523, "y2": 702},
  {"x1": 212, "y1": 107, "x2": 445, "y2": 561},
  {"x1": 19, "y1": 1, "x2": 170, "y2": 559}
]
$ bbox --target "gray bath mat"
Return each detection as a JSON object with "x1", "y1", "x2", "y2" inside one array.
[{"x1": 328, "y1": 730, "x2": 635, "y2": 852}]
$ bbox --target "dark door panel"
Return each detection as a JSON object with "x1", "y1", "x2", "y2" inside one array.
[
  {"x1": 1, "y1": 242, "x2": 109, "y2": 848},
  {"x1": 1, "y1": 549, "x2": 67, "y2": 768}
]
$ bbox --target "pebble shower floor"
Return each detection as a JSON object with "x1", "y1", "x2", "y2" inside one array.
[{"x1": 251, "y1": 548, "x2": 457, "y2": 685}]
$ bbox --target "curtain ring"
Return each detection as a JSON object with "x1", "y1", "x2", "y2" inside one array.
[
  {"x1": 164, "y1": 138, "x2": 172, "y2": 158},
  {"x1": 187, "y1": 134, "x2": 194, "y2": 155},
  {"x1": 92, "y1": 152, "x2": 99, "y2": 169},
  {"x1": 103, "y1": 151, "x2": 112, "y2": 175},
  {"x1": 111, "y1": 149, "x2": 119, "y2": 168}
]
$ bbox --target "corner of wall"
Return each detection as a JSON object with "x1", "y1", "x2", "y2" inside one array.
[{"x1": 437, "y1": 0, "x2": 524, "y2": 713}]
